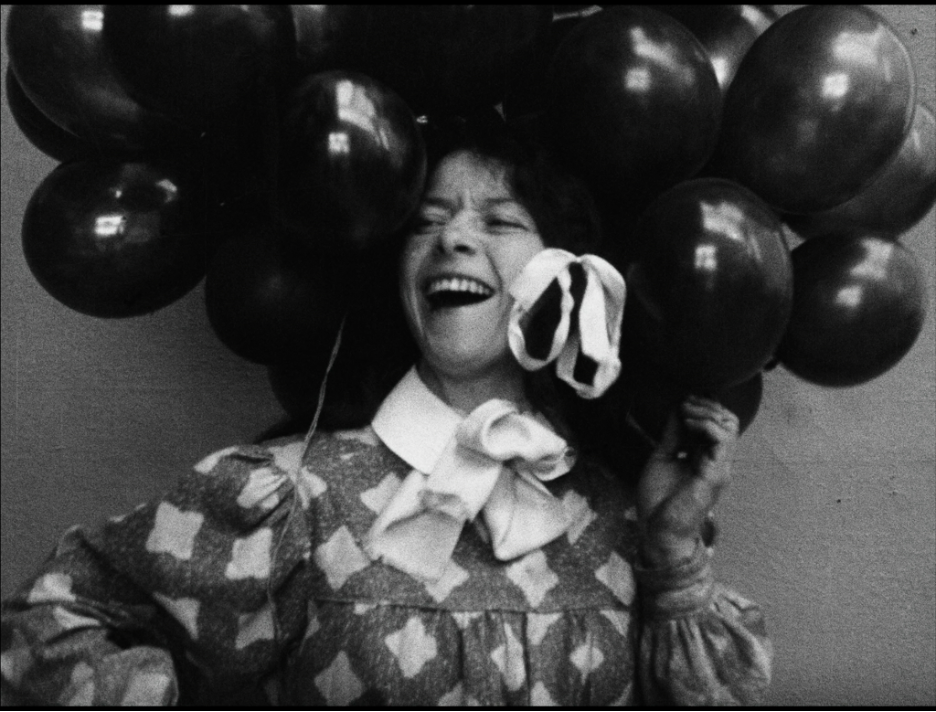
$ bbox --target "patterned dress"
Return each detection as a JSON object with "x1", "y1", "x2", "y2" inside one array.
[{"x1": 0, "y1": 376, "x2": 772, "y2": 707}]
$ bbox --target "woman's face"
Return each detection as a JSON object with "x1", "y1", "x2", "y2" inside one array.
[{"x1": 400, "y1": 151, "x2": 545, "y2": 381}]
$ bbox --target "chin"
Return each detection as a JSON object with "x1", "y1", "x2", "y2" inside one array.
[{"x1": 425, "y1": 342, "x2": 510, "y2": 378}]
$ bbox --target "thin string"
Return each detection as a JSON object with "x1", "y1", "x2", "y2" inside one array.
[
  {"x1": 625, "y1": 411, "x2": 659, "y2": 448},
  {"x1": 301, "y1": 314, "x2": 347, "y2": 460},
  {"x1": 266, "y1": 313, "x2": 347, "y2": 648}
]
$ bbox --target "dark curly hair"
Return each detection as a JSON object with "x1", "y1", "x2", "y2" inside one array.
[{"x1": 416, "y1": 111, "x2": 602, "y2": 254}]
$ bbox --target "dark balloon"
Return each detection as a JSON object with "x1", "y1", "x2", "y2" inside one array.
[
  {"x1": 22, "y1": 160, "x2": 210, "y2": 318},
  {"x1": 6, "y1": 5, "x2": 184, "y2": 154},
  {"x1": 545, "y1": 6, "x2": 722, "y2": 215},
  {"x1": 712, "y1": 5, "x2": 916, "y2": 213},
  {"x1": 267, "y1": 353, "x2": 380, "y2": 429},
  {"x1": 711, "y1": 371, "x2": 763, "y2": 434},
  {"x1": 625, "y1": 178, "x2": 793, "y2": 391},
  {"x1": 267, "y1": 240, "x2": 419, "y2": 426},
  {"x1": 103, "y1": 5, "x2": 294, "y2": 130},
  {"x1": 204, "y1": 218, "x2": 352, "y2": 364},
  {"x1": 351, "y1": 5, "x2": 551, "y2": 115},
  {"x1": 653, "y1": 5, "x2": 778, "y2": 92},
  {"x1": 276, "y1": 71, "x2": 426, "y2": 255},
  {"x1": 625, "y1": 357, "x2": 763, "y2": 442},
  {"x1": 290, "y1": 5, "x2": 380, "y2": 77},
  {"x1": 784, "y1": 104, "x2": 936, "y2": 240},
  {"x1": 268, "y1": 356, "x2": 329, "y2": 421},
  {"x1": 4, "y1": 66, "x2": 90, "y2": 162},
  {"x1": 777, "y1": 234, "x2": 927, "y2": 387},
  {"x1": 502, "y1": 5, "x2": 604, "y2": 121}
]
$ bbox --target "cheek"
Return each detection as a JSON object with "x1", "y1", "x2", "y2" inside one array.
[
  {"x1": 498, "y1": 238, "x2": 546, "y2": 287},
  {"x1": 399, "y1": 239, "x2": 425, "y2": 295},
  {"x1": 398, "y1": 239, "x2": 428, "y2": 329}
]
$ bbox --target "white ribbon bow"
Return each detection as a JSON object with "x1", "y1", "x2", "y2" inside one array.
[
  {"x1": 365, "y1": 399, "x2": 575, "y2": 582},
  {"x1": 508, "y1": 248, "x2": 626, "y2": 399}
]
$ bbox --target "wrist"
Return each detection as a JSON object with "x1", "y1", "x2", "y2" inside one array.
[{"x1": 634, "y1": 540, "x2": 715, "y2": 619}]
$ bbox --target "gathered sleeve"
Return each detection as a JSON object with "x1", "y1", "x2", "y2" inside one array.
[
  {"x1": 1, "y1": 439, "x2": 314, "y2": 707},
  {"x1": 634, "y1": 542, "x2": 773, "y2": 706}
]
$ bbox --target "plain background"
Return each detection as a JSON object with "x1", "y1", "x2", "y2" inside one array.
[{"x1": 2, "y1": 4, "x2": 934, "y2": 706}]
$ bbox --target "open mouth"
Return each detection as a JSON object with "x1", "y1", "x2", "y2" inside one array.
[{"x1": 424, "y1": 275, "x2": 494, "y2": 310}]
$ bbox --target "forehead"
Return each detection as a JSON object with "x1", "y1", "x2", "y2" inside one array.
[{"x1": 425, "y1": 151, "x2": 515, "y2": 203}]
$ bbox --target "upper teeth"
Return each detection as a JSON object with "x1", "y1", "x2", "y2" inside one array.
[{"x1": 426, "y1": 277, "x2": 493, "y2": 297}]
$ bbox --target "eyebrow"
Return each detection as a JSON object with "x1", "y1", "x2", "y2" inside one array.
[{"x1": 421, "y1": 196, "x2": 525, "y2": 210}]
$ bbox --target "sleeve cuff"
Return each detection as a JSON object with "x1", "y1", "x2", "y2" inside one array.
[{"x1": 634, "y1": 540, "x2": 715, "y2": 619}]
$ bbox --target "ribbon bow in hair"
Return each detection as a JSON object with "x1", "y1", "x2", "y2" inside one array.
[
  {"x1": 365, "y1": 399, "x2": 575, "y2": 582},
  {"x1": 508, "y1": 248, "x2": 626, "y2": 399}
]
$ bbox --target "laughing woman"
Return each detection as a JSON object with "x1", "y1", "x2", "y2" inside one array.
[{"x1": 0, "y1": 123, "x2": 771, "y2": 706}]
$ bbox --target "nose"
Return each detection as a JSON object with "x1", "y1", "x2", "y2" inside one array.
[{"x1": 437, "y1": 213, "x2": 478, "y2": 255}]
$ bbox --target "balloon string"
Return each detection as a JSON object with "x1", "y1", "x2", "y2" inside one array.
[
  {"x1": 302, "y1": 313, "x2": 347, "y2": 459},
  {"x1": 625, "y1": 412, "x2": 659, "y2": 448},
  {"x1": 267, "y1": 313, "x2": 346, "y2": 649}
]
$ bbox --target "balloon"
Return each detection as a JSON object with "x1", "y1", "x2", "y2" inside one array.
[
  {"x1": 625, "y1": 357, "x2": 763, "y2": 442},
  {"x1": 653, "y1": 5, "x2": 778, "y2": 92},
  {"x1": 267, "y1": 240, "x2": 419, "y2": 426},
  {"x1": 276, "y1": 71, "x2": 426, "y2": 254},
  {"x1": 777, "y1": 234, "x2": 927, "y2": 387},
  {"x1": 350, "y1": 5, "x2": 551, "y2": 115},
  {"x1": 102, "y1": 5, "x2": 294, "y2": 130},
  {"x1": 6, "y1": 5, "x2": 183, "y2": 153},
  {"x1": 267, "y1": 349, "x2": 392, "y2": 430},
  {"x1": 784, "y1": 104, "x2": 936, "y2": 239},
  {"x1": 290, "y1": 5, "x2": 380, "y2": 77},
  {"x1": 268, "y1": 356, "x2": 330, "y2": 421},
  {"x1": 267, "y1": 352, "x2": 407, "y2": 431},
  {"x1": 625, "y1": 178, "x2": 793, "y2": 391},
  {"x1": 4, "y1": 66, "x2": 90, "y2": 162},
  {"x1": 502, "y1": 5, "x2": 604, "y2": 121},
  {"x1": 544, "y1": 6, "x2": 722, "y2": 215},
  {"x1": 712, "y1": 5, "x2": 916, "y2": 213},
  {"x1": 22, "y1": 160, "x2": 209, "y2": 318},
  {"x1": 204, "y1": 217, "x2": 352, "y2": 364},
  {"x1": 710, "y1": 371, "x2": 763, "y2": 433}
]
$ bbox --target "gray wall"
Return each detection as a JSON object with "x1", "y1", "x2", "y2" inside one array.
[{"x1": 2, "y1": 5, "x2": 934, "y2": 706}]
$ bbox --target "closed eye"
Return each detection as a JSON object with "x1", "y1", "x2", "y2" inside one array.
[
  {"x1": 486, "y1": 217, "x2": 527, "y2": 231},
  {"x1": 414, "y1": 216, "x2": 446, "y2": 233}
]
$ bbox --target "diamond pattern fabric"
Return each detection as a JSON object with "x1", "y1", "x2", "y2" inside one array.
[
  {"x1": 1, "y1": 425, "x2": 772, "y2": 706},
  {"x1": 145, "y1": 503, "x2": 203, "y2": 560}
]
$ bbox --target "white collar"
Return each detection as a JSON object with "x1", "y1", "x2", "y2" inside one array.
[
  {"x1": 371, "y1": 366, "x2": 465, "y2": 474},
  {"x1": 371, "y1": 366, "x2": 558, "y2": 474}
]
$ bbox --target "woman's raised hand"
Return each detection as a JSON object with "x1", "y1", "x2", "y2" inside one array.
[{"x1": 636, "y1": 395, "x2": 739, "y2": 568}]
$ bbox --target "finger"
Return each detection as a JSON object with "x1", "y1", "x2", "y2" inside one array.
[
  {"x1": 655, "y1": 408, "x2": 684, "y2": 458},
  {"x1": 685, "y1": 393, "x2": 723, "y2": 410},
  {"x1": 681, "y1": 418, "x2": 736, "y2": 486},
  {"x1": 682, "y1": 411, "x2": 738, "y2": 446},
  {"x1": 681, "y1": 403, "x2": 741, "y2": 436},
  {"x1": 681, "y1": 420, "x2": 729, "y2": 465},
  {"x1": 682, "y1": 399, "x2": 740, "y2": 433}
]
